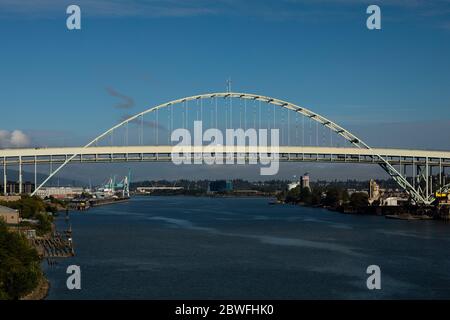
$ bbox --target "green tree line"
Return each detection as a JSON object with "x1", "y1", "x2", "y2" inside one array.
[
  {"x1": 0, "y1": 220, "x2": 42, "y2": 300},
  {"x1": 279, "y1": 185, "x2": 369, "y2": 209},
  {"x1": 0, "y1": 195, "x2": 55, "y2": 235}
]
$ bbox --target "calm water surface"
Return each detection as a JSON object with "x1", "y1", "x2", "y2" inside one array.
[{"x1": 44, "y1": 196, "x2": 450, "y2": 299}]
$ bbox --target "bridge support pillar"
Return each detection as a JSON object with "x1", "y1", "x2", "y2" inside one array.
[
  {"x1": 443, "y1": 166, "x2": 446, "y2": 188},
  {"x1": 425, "y1": 157, "x2": 429, "y2": 200},
  {"x1": 19, "y1": 157, "x2": 23, "y2": 194},
  {"x1": 34, "y1": 156, "x2": 37, "y2": 193},
  {"x1": 3, "y1": 158, "x2": 6, "y2": 195}
]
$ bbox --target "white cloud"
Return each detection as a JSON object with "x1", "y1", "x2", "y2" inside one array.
[{"x1": 0, "y1": 130, "x2": 31, "y2": 148}]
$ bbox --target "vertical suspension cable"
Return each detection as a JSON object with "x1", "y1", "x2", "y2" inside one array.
[
  {"x1": 322, "y1": 124, "x2": 324, "y2": 146},
  {"x1": 288, "y1": 109, "x2": 290, "y2": 146},
  {"x1": 302, "y1": 115, "x2": 305, "y2": 146},
  {"x1": 126, "y1": 121, "x2": 129, "y2": 146},
  {"x1": 253, "y1": 100, "x2": 256, "y2": 129},
  {"x1": 281, "y1": 108, "x2": 284, "y2": 145},
  {"x1": 230, "y1": 96, "x2": 233, "y2": 129},
  {"x1": 239, "y1": 100, "x2": 242, "y2": 129},
  {"x1": 330, "y1": 126, "x2": 333, "y2": 146},
  {"x1": 171, "y1": 105, "x2": 174, "y2": 143},
  {"x1": 215, "y1": 97, "x2": 218, "y2": 129},
  {"x1": 140, "y1": 115, "x2": 144, "y2": 145},
  {"x1": 316, "y1": 121, "x2": 318, "y2": 146},
  {"x1": 244, "y1": 99, "x2": 247, "y2": 131},
  {"x1": 156, "y1": 108, "x2": 159, "y2": 146},
  {"x1": 225, "y1": 97, "x2": 228, "y2": 129},
  {"x1": 182, "y1": 102, "x2": 185, "y2": 130},
  {"x1": 273, "y1": 104, "x2": 276, "y2": 130},
  {"x1": 258, "y1": 100, "x2": 261, "y2": 131},
  {"x1": 210, "y1": 98, "x2": 213, "y2": 130},
  {"x1": 322, "y1": 123, "x2": 325, "y2": 146},
  {"x1": 168, "y1": 107, "x2": 170, "y2": 145},
  {"x1": 196, "y1": 99, "x2": 199, "y2": 120},
  {"x1": 309, "y1": 118, "x2": 312, "y2": 146}
]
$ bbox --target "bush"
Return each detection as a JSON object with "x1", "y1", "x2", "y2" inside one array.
[
  {"x1": 350, "y1": 192, "x2": 369, "y2": 208},
  {"x1": 35, "y1": 213, "x2": 52, "y2": 236},
  {"x1": 324, "y1": 186, "x2": 340, "y2": 207},
  {"x1": 0, "y1": 220, "x2": 41, "y2": 300},
  {"x1": 0, "y1": 195, "x2": 46, "y2": 219},
  {"x1": 0, "y1": 196, "x2": 53, "y2": 236}
]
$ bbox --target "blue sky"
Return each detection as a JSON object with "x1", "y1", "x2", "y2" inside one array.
[{"x1": 1, "y1": 0, "x2": 450, "y2": 181}]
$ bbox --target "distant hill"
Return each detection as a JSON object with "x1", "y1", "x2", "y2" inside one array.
[{"x1": 1, "y1": 169, "x2": 84, "y2": 187}]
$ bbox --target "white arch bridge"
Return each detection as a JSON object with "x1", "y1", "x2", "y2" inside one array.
[{"x1": 1, "y1": 92, "x2": 449, "y2": 205}]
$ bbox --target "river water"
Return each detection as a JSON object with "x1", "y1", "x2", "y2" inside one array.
[{"x1": 43, "y1": 196, "x2": 450, "y2": 299}]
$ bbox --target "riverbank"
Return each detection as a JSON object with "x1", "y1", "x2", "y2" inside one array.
[
  {"x1": 284, "y1": 201, "x2": 450, "y2": 221},
  {"x1": 0, "y1": 219, "x2": 46, "y2": 300},
  {"x1": 21, "y1": 276, "x2": 49, "y2": 300}
]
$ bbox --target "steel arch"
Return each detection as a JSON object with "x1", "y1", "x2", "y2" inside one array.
[{"x1": 30, "y1": 92, "x2": 433, "y2": 205}]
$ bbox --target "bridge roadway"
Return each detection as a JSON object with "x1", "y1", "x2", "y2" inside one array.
[{"x1": 1, "y1": 146, "x2": 450, "y2": 167}]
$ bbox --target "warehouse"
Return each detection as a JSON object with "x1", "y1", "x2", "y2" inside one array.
[{"x1": 0, "y1": 205, "x2": 20, "y2": 225}]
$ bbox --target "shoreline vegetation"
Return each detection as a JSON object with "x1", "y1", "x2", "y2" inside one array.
[
  {"x1": 0, "y1": 219, "x2": 43, "y2": 300},
  {"x1": 0, "y1": 196, "x2": 66, "y2": 300},
  {"x1": 20, "y1": 276, "x2": 49, "y2": 300},
  {"x1": 275, "y1": 185, "x2": 450, "y2": 221}
]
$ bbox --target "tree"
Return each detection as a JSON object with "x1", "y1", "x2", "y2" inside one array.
[
  {"x1": 309, "y1": 187, "x2": 323, "y2": 205},
  {"x1": 298, "y1": 187, "x2": 312, "y2": 204},
  {"x1": 324, "y1": 187, "x2": 340, "y2": 207},
  {"x1": 1, "y1": 196, "x2": 54, "y2": 236},
  {"x1": 285, "y1": 186, "x2": 301, "y2": 203},
  {"x1": 0, "y1": 220, "x2": 41, "y2": 300},
  {"x1": 35, "y1": 213, "x2": 52, "y2": 236},
  {"x1": 350, "y1": 192, "x2": 369, "y2": 208},
  {"x1": 341, "y1": 189, "x2": 350, "y2": 203}
]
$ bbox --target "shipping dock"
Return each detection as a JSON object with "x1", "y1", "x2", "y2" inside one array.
[
  {"x1": 89, "y1": 196, "x2": 130, "y2": 207},
  {"x1": 70, "y1": 172, "x2": 131, "y2": 211}
]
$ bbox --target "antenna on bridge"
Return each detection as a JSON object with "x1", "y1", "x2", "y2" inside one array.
[{"x1": 226, "y1": 77, "x2": 232, "y2": 93}]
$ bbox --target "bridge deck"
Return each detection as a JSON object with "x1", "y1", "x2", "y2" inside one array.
[{"x1": 1, "y1": 146, "x2": 450, "y2": 167}]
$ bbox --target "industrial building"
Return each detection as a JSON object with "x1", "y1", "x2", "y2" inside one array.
[
  {"x1": 35, "y1": 187, "x2": 85, "y2": 199},
  {"x1": 288, "y1": 174, "x2": 310, "y2": 191},
  {"x1": 208, "y1": 180, "x2": 233, "y2": 193},
  {"x1": 0, "y1": 205, "x2": 20, "y2": 225}
]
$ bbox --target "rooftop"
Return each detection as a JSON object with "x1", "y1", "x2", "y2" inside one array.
[{"x1": 0, "y1": 205, "x2": 18, "y2": 214}]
